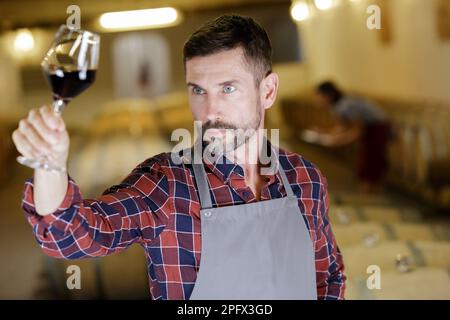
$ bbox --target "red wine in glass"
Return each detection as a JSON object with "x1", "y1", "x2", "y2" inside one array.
[
  {"x1": 45, "y1": 69, "x2": 96, "y2": 104},
  {"x1": 16, "y1": 25, "x2": 100, "y2": 172}
]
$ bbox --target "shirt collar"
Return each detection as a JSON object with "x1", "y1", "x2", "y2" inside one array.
[{"x1": 179, "y1": 139, "x2": 282, "y2": 185}]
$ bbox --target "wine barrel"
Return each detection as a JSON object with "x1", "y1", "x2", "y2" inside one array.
[
  {"x1": 47, "y1": 244, "x2": 148, "y2": 299},
  {"x1": 330, "y1": 192, "x2": 396, "y2": 206},
  {"x1": 398, "y1": 121, "x2": 418, "y2": 183},
  {"x1": 43, "y1": 100, "x2": 176, "y2": 298},
  {"x1": 68, "y1": 100, "x2": 172, "y2": 196},
  {"x1": 0, "y1": 116, "x2": 18, "y2": 184},
  {"x1": 345, "y1": 267, "x2": 450, "y2": 300},
  {"x1": 329, "y1": 204, "x2": 423, "y2": 225},
  {"x1": 154, "y1": 91, "x2": 193, "y2": 135},
  {"x1": 333, "y1": 222, "x2": 449, "y2": 247},
  {"x1": 340, "y1": 240, "x2": 450, "y2": 278},
  {"x1": 279, "y1": 95, "x2": 337, "y2": 132}
]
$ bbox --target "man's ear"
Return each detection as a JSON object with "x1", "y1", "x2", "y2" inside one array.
[{"x1": 260, "y1": 72, "x2": 279, "y2": 110}]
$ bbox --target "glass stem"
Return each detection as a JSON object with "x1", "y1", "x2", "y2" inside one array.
[{"x1": 53, "y1": 98, "x2": 66, "y2": 114}]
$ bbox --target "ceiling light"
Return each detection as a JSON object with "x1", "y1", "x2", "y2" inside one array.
[
  {"x1": 290, "y1": 1, "x2": 311, "y2": 22},
  {"x1": 99, "y1": 7, "x2": 180, "y2": 31},
  {"x1": 14, "y1": 29, "x2": 34, "y2": 52},
  {"x1": 314, "y1": 0, "x2": 335, "y2": 11}
]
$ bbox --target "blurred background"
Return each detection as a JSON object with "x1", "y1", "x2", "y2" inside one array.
[{"x1": 0, "y1": 0, "x2": 449, "y2": 300}]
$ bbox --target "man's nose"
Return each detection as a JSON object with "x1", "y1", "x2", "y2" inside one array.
[{"x1": 204, "y1": 95, "x2": 222, "y2": 121}]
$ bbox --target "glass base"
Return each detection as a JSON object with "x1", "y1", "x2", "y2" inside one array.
[{"x1": 16, "y1": 155, "x2": 66, "y2": 173}]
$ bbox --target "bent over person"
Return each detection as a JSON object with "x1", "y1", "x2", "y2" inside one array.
[{"x1": 13, "y1": 15, "x2": 346, "y2": 300}]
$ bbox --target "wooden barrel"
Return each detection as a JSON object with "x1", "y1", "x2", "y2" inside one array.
[
  {"x1": 330, "y1": 193, "x2": 396, "y2": 206},
  {"x1": 44, "y1": 100, "x2": 178, "y2": 298},
  {"x1": 0, "y1": 116, "x2": 18, "y2": 184},
  {"x1": 47, "y1": 245, "x2": 148, "y2": 299},
  {"x1": 345, "y1": 267, "x2": 450, "y2": 300},
  {"x1": 279, "y1": 95, "x2": 337, "y2": 132},
  {"x1": 154, "y1": 92, "x2": 193, "y2": 136},
  {"x1": 333, "y1": 222, "x2": 450, "y2": 247},
  {"x1": 398, "y1": 121, "x2": 418, "y2": 183},
  {"x1": 68, "y1": 100, "x2": 172, "y2": 196},
  {"x1": 329, "y1": 204, "x2": 423, "y2": 225},
  {"x1": 340, "y1": 240, "x2": 450, "y2": 278}
]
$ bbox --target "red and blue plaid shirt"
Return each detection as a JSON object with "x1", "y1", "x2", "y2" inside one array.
[{"x1": 22, "y1": 142, "x2": 346, "y2": 300}]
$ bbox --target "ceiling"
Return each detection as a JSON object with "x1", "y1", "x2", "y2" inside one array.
[{"x1": 0, "y1": 0, "x2": 290, "y2": 30}]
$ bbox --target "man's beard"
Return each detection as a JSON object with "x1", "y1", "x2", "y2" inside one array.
[{"x1": 202, "y1": 110, "x2": 262, "y2": 154}]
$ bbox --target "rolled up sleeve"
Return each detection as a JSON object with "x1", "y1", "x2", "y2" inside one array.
[{"x1": 21, "y1": 160, "x2": 165, "y2": 260}]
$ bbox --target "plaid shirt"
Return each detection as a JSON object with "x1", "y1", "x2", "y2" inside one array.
[{"x1": 22, "y1": 142, "x2": 346, "y2": 300}]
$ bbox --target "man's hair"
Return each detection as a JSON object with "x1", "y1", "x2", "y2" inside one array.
[
  {"x1": 316, "y1": 80, "x2": 344, "y2": 104},
  {"x1": 183, "y1": 15, "x2": 273, "y2": 86}
]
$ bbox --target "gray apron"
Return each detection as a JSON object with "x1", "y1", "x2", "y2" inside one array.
[{"x1": 188, "y1": 146, "x2": 317, "y2": 300}]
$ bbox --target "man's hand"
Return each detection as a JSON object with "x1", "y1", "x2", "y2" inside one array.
[
  {"x1": 12, "y1": 105, "x2": 70, "y2": 170},
  {"x1": 12, "y1": 105, "x2": 70, "y2": 216}
]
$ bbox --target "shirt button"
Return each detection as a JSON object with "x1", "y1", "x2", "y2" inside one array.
[{"x1": 204, "y1": 211, "x2": 212, "y2": 217}]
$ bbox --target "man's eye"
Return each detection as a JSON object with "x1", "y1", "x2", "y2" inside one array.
[
  {"x1": 193, "y1": 87, "x2": 205, "y2": 95},
  {"x1": 223, "y1": 85, "x2": 236, "y2": 94}
]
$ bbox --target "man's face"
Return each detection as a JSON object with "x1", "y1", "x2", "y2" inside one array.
[{"x1": 185, "y1": 46, "x2": 264, "y2": 151}]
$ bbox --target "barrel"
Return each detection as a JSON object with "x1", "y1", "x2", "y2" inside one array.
[
  {"x1": 279, "y1": 95, "x2": 337, "y2": 131},
  {"x1": 68, "y1": 100, "x2": 173, "y2": 196},
  {"x1": 330, "y1": 193, "x2": 395, "y2": 206},
  {"x1": 154, "y1": 91, "x2": 193, "y2": 136},
  {"x1": 333, "y1": 222, "x2": 450, "y2": 247},
  {"x1": 329, "y1": 204, "x2": 423, "y2": 225},
  {"x1": 340, "y1": 240, "x2": 450, "y2": 279},
  {"x1": 47, "y1": 244, "x2": 148, "y2": 299},
  {"x1": 44, "y1": 99, "x2": 177, "y2": 299},
  {"x1": 345, "y1": 267, "x2": 450, "y2": 300},
  {"x1": 0, "y1": 116, "x2": 18, "y2": 184}
]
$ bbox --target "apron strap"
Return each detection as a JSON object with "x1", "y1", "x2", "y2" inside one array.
[
  {"x1": 192, "y1": 162, "x2": 214, "y2": 209},
  {"x1": 266, "y1": 143, "x2": 295, "y2": 198},
  {"x1": 191, "y1": 138, "x2": 295, "y2": 209},
  {"x1": 276, "y1": 161, "x2": 295, "y2": 197},
  {"x1": 192, "y1": 137, "x2": 214, "y2": 209}
]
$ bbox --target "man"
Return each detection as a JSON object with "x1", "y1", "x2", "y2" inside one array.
[
  {"x1": 12, "y1": 15, "x2": 345, "y2": 300},
  {"x1": 313, "y1": 81, "x2": 391, "y2": 193}
]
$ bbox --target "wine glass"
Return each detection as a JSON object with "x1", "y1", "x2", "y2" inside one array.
[{"x1": 17, "y1": 24, "x2": 100, "y2": 172}]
